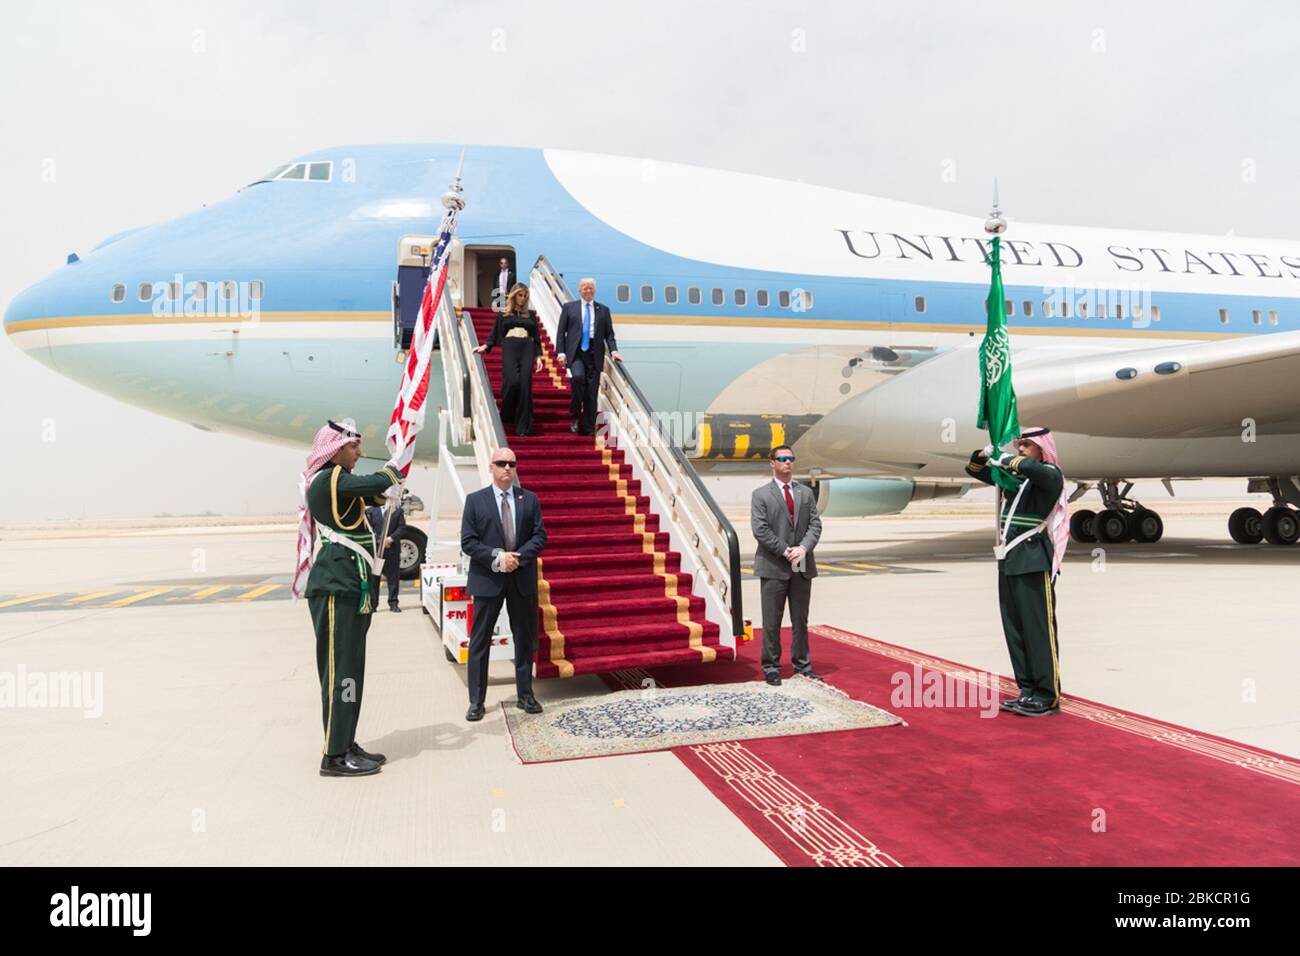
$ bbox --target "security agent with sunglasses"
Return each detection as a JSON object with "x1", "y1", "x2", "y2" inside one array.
[
  {"x1": 460, "y1": 447, "x2": 547, "y2": 720},
  {"x1": 751, "y1": 446, "x2": 823, "y2": 685}
]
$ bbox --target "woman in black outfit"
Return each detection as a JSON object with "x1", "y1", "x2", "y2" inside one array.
[{"x1": 474, "y1": 283, "x2": 543, "y2": 436}]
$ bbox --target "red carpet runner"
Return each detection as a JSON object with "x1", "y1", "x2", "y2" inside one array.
[
  {"x1": 605, "y1": 626, "x2": 1300, "y2": 867},
  {"x1": 465, "y1": 307, "x2": 735, "y2": 678}
]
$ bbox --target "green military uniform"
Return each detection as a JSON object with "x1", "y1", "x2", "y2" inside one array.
[
  {"x1": 305, "y1": 461, "x2": 401, "y2": 757},
  {"x1": 966, "y1": 450, "x2": 1063, "y2": 708}
]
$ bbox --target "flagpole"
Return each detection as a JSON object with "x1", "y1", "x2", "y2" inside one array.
[
  {"x1": 377, "y1": 152, "x2": 467, "y2": 570},
  {"x1": 983, "y1": 181, "x2": 1009, "y2": 544}
]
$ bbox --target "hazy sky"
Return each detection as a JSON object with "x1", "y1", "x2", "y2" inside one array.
[{"x1": 4, "y1": 0, "x2": 1299, "y2": 518}]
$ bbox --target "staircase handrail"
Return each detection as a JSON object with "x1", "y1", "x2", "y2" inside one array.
[
  {"x1": 458, "y1": 308, "x2": 511, "y2": 485},
  {"x1": 435, "y1": 291, "x2": 472, "y2": 446}
]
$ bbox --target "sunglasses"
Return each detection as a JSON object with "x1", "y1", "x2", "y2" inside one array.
[
  {"x1": 492, "y1": 460, "x2": 517, "y2": 468},
  {"x1": 774, "y1": 455, "x2": 795, "y2": 463}
]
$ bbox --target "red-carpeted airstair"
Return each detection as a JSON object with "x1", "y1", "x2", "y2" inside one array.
[{"x1": 463, "y1": 301, "x2": 738, "y2": 678}]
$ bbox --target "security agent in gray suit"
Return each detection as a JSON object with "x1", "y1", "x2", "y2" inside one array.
[{"x1": 751, "y1": 445, "x2": 823, "y2": 685}]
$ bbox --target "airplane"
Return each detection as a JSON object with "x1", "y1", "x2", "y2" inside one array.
[{"x1": 8, "y1": 142, "x2": 1300, "y2": 570}]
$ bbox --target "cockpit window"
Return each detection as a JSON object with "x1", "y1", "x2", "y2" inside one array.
[{"x1": 246, "y1": 161, "x2": 333, "y2": 187}]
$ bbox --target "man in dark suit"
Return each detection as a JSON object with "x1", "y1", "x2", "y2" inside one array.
[
  {"x1": 750, "y1": 445, "x2": 823, "y2": 686},
  {"x1": 555, "y1": 277, "x2": 622, "y2": 435},
  {"x1": 459, "y1": 447, "x2": 547, "y2": 720},
  {"x1": 490, "y1": 256, "x2": 515, "y2": 310},
  {"x1": 366, "y1": 497, "x2": 407, "y2": 612}
]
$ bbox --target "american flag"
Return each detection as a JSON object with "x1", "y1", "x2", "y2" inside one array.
[{"x1": 385, "y1": 204, "x2": 460, "y2": 477}]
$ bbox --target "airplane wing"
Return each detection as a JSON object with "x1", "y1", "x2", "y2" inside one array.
[{"x1": 1014, "y1": 329, "x2": 1300, "y2": 439}]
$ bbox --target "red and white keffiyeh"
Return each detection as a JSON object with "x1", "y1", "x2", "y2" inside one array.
[
  {"x1": 291, "y1": 420, "x2": 361, "y2": 598},
  {"x1": 1018, "y1": 426, "x2": 1069, "y2": 579}
]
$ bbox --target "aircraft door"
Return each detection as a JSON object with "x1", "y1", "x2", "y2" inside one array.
[{"x1": 466, "y1": 246, "x2": 518, "y2": 309}]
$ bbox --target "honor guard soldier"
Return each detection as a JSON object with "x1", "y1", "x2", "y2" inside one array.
[
  {"x1": 292, "y1": 419, "x2": 403, "y2": 776},
  {"x1": 966, "y1": 426, "x2": 1069, "y2": 716}
]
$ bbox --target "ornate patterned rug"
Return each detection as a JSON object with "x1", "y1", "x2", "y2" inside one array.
[{"x1": 502, "y1": 676, "x2": 902, "y2": 763}]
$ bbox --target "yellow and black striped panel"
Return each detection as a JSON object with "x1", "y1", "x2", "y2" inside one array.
[{"x1": 692, "y1": 413, "x2": 822, "y2": 461}]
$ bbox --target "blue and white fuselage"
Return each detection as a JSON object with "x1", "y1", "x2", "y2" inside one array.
[{"x1": 8, "y1": 143, "x2": 1300, "y2": 483}]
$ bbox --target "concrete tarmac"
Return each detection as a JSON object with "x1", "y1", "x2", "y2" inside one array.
[{"x1": 1, "y1": 495, "x2": 1296, "y2": 865}]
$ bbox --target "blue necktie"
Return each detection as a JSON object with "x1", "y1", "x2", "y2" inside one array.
[{"x1": 581, "y1": 302, "x2": 591, "y2": 352}]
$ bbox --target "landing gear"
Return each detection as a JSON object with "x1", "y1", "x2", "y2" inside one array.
[
  {"x1": 1130, "y1": 508, "x2": 1164, "y2": 544},
  {"x1": 1262, "y1": 507, "x2": 1300, "y2": 546},
  {"x1": 1069, "y1": 509, "x2": 1097, "y2": 543},
  {"x1": 1094, "y1": 508, "x2": 1130, "y2": 544},
  {"x1": 1069, "y1": 479, "x2": 1164, "y2": 545},
  {"x1": 1228, "y1": 507, "x2": 1264, "y2": 544},
  {"x1": 397, "y1": 526, "x2": 428, "y2": 580},
  {"x1": 1228, "y1": 478, "x2": 1300, "y2": 545}
]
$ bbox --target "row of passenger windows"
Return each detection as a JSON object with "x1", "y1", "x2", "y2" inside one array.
[
  {"x1": 913, "y1": 295, "x2": 1164, "y2": 321},
  {"x1": 614, "y1": 284, "x2": 814, "y2": 309},
  {"x1": 110, "y1": 281, "x2": 265, "y2": 303},
  {"x1": 104, "y1": 278, "x2": 1282, "y2": 328},
  {"x1": 912, "y1": 295, "x2": 1281, "y2": 326},
  {"x1": 612, "y1": 285, "x2": 1280, "y2": 326},
  {"x1": 1218, "y1": 308, "x2": 1280, "y2": 326}
]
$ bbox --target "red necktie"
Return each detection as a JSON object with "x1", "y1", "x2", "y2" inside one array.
[{"x1": 783, "y1": 483, "x2": 795, "y2": 525}]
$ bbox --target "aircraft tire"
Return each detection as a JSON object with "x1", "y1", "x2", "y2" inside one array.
[
  {"x1": 1131, "y1": 508, "x2": 1164, "y2": 544},
  {"x1": 1262, "y1": 507, "x2": 1299, "y2": 546},
  {"x1": 397, "y1": 526, "x2": 428, "y2": 579},
  {"x1": 1227, "y1": 507, "x2": 1264, "y2": 545},
  {"x1": 1095, "y1": 508, "x2": 1130, "y2": 544},
  {"x1": 1069, "y1": 509, "x2": 1097, "y2": 543}
]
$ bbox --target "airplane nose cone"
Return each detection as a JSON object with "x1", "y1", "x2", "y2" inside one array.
[{"x1": 3, "y1": 279, "x2": 55, "y2": 368}]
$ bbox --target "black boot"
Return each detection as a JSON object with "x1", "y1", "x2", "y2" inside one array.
[
  {"x1": 320, "y1": 752, "x2": 380, "y2": 777},
  {"x1": 349, "y1": 741, "x2": 387, "y2": 765},
  {"x1": 1012, "y1": 698, "x2": 1061, "y2": 717}
]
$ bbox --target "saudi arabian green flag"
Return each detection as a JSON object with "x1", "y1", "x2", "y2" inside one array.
[{"x1": 977, "y1": 234, "x2": 1021, "y2": 491}]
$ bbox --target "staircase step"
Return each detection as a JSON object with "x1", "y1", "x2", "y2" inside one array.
[
  {"x1": 543, "y1": 530, "x2": 669, "y2": 551},
  {"x1": 536, "y1": 500, "x2": 649, "y2": 520},
  {"x1": 517, "y1": 461, "x2": 629, "y2": 477},
  {"x1": 540, "y1": 551, "x2": 681, "y2": 576},
  {"x1": 528, "y1": 477, "x2": 638, "y2": 492},
  {"x1": 559, "y1": 633, "x2": 724, "y2": 661},
  {"x1": 540, "y1": 513, "x2": 660, "y2": 533},
  {"x1": 556, "y1": 618, "x2": 720, "y2": 644},
  {"x1": 542, "y1": 570, "x2": 690, "y2": 598},
  {"x1": 548, "y1": 594, "x2": 705, "y2": 626},
  {"x1": 538, "y1": 492, "x2": 646, "y2": 509},
  {"x1": 516, "y1": 452, "x2": 624, "y2": 465},
  {"x1": 512, "y1": 447, "x2": 618, "y2": 463},
  {"x1": 535, "y1": 645, "x2": 735, "y2": 679}
]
